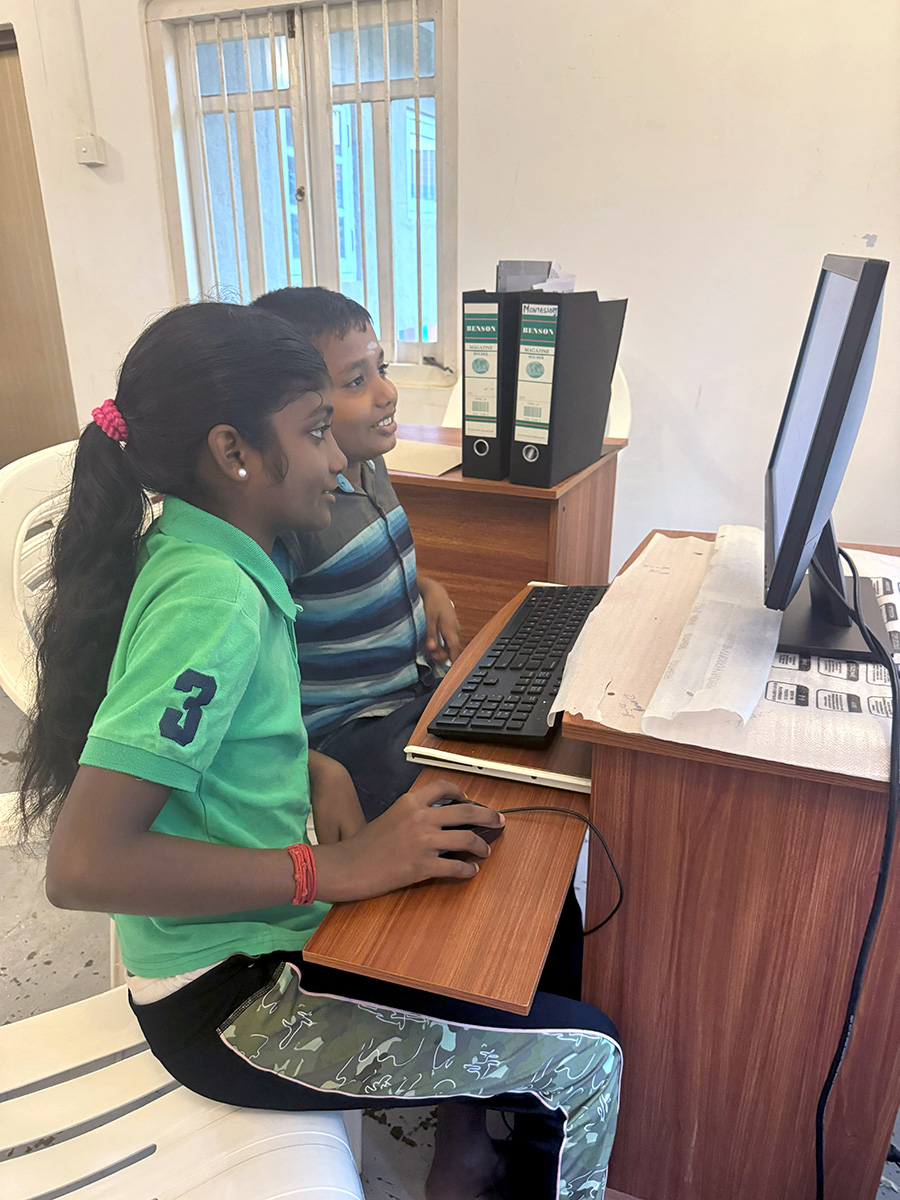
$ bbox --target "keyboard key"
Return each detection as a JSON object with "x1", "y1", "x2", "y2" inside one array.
[
  {"x1": 507, "y1": 720, "x2": 526, "y2": 730},
  {"x1": 483, "y1": 677, "x2": 500, "y2": 686},
  {"x1": 471, "y1": 719, "x2": 506, "y2": 730}
]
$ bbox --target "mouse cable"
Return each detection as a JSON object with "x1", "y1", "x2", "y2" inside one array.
[
  {"x1": 810, "y1": 549, "x2": 900, "y2": 1200},
  {"x1": 497, "y1": 805, "x2": 624, "y2": 935}
]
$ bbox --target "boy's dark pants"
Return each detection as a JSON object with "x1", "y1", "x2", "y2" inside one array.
[{"x1": 311, "y1": 684, "x2": 438, "y2": 821}]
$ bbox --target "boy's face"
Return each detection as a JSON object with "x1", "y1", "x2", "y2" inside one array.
[{"x1": 317, "y1": 323, "x2": 398, "y2": 466}]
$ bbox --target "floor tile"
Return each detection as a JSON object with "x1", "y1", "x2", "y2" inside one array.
[
  {"x1": 0, "y1": 843, "x2": 109, "y2": 1025},
  {"x1": 361, "y1": 1107, "x2": 436, "y2": 1200}
]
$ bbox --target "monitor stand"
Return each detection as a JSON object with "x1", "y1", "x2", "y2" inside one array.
[{"x1": 777, "y1": 523, "x2": 893, "y2": 662}]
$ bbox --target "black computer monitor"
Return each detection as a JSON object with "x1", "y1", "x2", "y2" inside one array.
[{"x1": 764, "y1": 253, "x2": 891, "y2": 662}]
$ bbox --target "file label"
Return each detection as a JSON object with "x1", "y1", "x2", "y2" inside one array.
[
  {"x1": 514, "y1": 302, "x2": 558, "y2": 446},
  {"x1": 463, "y1": 303, "x2": 500, "y2": 437}
]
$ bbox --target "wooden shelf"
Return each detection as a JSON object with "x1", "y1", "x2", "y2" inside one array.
[{"x1": 389, "y1": 425, "x2": 627, "y2": 644}]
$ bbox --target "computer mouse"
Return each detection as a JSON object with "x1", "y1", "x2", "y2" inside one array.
[{"x1": 434, "y1": 797, "x2": 505, "y2": 859}]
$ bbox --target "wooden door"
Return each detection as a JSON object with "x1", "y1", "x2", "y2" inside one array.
[{"x1": 0, "y1": 31, "x2": 77, "y2": 467}]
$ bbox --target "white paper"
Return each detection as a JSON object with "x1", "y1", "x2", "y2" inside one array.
[
  {"x1": 531, "y1": 260, "x2": 577, "y2": 293},
  {"x1": 555, "y1": 531, "x2": 897, "y2": 785},
  {"x1": 383, "y1": 439, "x2": 461, "y2": 476},
  {"x1": 642, "y1": 526, "x2": 782, "y2": 737},
  {"x1": 644, "y1": 544, "x2": 898, "y2": 780},
  {"x1": 550, "y1": 533, "x2": 712, "y2": 729}
]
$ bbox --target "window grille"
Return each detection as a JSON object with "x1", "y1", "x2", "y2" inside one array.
[{"x1": 148, "y1": 1, "x2": 454, "y2": 370}]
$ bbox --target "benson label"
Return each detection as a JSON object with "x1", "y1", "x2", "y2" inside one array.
[
  {"x1": 463, "y1": 303, "x2": 499, "y2": 439},
  {"x1": 514, "y1": 303, "x2": 558, "y2": 446}
]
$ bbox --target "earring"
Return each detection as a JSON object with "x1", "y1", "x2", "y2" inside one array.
[{"x1": 237, "y1": 468, "x2": 248, "y2": 479}]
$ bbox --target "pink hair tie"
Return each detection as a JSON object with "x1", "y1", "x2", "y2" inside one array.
[{"x1": 91, "y1": 397, "x2": 129, "y2": 443}]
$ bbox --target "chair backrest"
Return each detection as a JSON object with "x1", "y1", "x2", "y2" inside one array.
[
  {"x1": 605, "y1": 363, "x2": 632, "y2": 439},
  {"x1": 0, "y1": 441, "x2": 78, "y2": 712},
  {"x1": 0, "y1": 442, "x2": 164, "y2": 715}
]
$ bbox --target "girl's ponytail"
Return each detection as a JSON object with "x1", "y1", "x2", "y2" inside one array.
[
  {"x1": 17, "y1": 302, "x2": 329, "y2": 841},
  {"x1": 18, "y1": 420, "x2": 148, "y2": 840}
]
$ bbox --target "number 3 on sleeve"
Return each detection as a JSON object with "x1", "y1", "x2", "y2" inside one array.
[{"x1": 159, "y1": 669, "x2": 218, "y2": 747}]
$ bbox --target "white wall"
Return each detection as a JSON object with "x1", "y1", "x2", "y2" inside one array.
[
  {"x1": 0, "y1": 0, "x2": 175, "y2": 419},
  {"x1": 3, "y1": 0, "x2": 898, "y2": 572},
  {"x1": 457, "y1": 0, "x2": 900, "y2": 569}
]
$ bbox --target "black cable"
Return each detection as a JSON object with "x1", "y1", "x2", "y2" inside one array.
[
  {"x1": 497, "y1": 805, "x2": 624, "y2": 935},
  {"x1": 809, "y1": 551, "x2": 900, "y2": 1200}
]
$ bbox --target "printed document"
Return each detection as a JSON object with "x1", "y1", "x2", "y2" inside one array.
[{"x1": 553, "y1": 530, "x2": 898, "y2": 783}]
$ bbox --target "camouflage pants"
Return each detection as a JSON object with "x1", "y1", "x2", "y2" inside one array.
[{"x1": 219, "y1": 960, "x2": 622, "y2": 1199}]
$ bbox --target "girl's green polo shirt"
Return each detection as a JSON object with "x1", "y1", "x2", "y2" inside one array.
[{"x1": 80, "y1": 497, "x2": 330, "y2": 977}]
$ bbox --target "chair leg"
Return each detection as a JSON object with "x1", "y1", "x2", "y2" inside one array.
[
  {"x1": 109, "y1": 920, "x2": 127, "y2": 988},
  {"x1": 343, "y1": 1109, "x2": 363, "y2": 1170}
]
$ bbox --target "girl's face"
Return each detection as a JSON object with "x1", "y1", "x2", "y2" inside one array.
[{"x1": 262, "y1": 389, "x2": 347, "y2": 533}]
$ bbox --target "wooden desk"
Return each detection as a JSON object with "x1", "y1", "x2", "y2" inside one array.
[
  {"x1": 303, "y1": 592, "x2": 589, "y2": 1014},
  {"x1": 388, "y1": 425, "x2": 626, "y2": 644},
  {"x1": 311, "y1": 530, "x2": 899, "y2": 1197},
  {"x1": 564, "y1": 531, "x2": 900, "y2": 1200}
]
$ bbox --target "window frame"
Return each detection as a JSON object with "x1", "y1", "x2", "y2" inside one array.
[{"x1": 145, "y1": 0, "x2": 459, "y2": 383}]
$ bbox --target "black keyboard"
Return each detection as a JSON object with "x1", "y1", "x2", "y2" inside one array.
[{"x1": 427, "y1": 585, "x2": 607, "y2": 748}]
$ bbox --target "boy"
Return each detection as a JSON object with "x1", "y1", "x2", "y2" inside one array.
[
  {"x1": 257, "y1": 286, "x2": 585, "y2": 1012},
  {"x1": 253, "y1": 287, "x2": 460, "y2": 820}
]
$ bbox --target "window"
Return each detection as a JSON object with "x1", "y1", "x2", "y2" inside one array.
[{"x1": 146, "y1": 1, "x2": 457, "y2": 376}]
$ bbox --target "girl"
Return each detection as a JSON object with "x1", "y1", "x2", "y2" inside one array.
[{"x1": 18, "y1": 303, "x2": 622, "y2": 1200}]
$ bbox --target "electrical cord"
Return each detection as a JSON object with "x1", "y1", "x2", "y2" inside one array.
[
  {"x1": 497, "y1": 805, "x2": 624, "y2": 935},
  {"x1": 809, "y1": 551, "x2": 900, "y2": 1200}
]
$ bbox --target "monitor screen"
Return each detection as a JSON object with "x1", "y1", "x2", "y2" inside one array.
[{"x1": 764, "y1": 255, "x2": 887, "y2": 612}]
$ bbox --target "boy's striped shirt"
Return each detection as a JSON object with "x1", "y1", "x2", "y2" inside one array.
[{"x1": 275, "y1": 458, "x2": 428, "y2": 738}]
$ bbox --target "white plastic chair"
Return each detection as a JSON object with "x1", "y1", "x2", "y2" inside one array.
[
  {"x1": 0, "y1": 986, "x2": 364, "y2": 1199},
  {"x1": 0, "y1": 440, "x2": 77, "y2": 712},
  {"x1": 0, "y1": 443, "x2": 364, "y2": 1196}
]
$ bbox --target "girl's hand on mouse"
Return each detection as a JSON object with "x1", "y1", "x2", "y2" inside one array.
[
  {"x1": 311, "y1": 779, "x2": 505, "y2": 902},
  {"x1": 308, "y1": 750, "x2": 366, "y2": 846}
]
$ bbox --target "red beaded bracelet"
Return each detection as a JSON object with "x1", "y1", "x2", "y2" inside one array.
[{"x1": 286, "y1": 842, "x2": 317, "y2": 905}]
